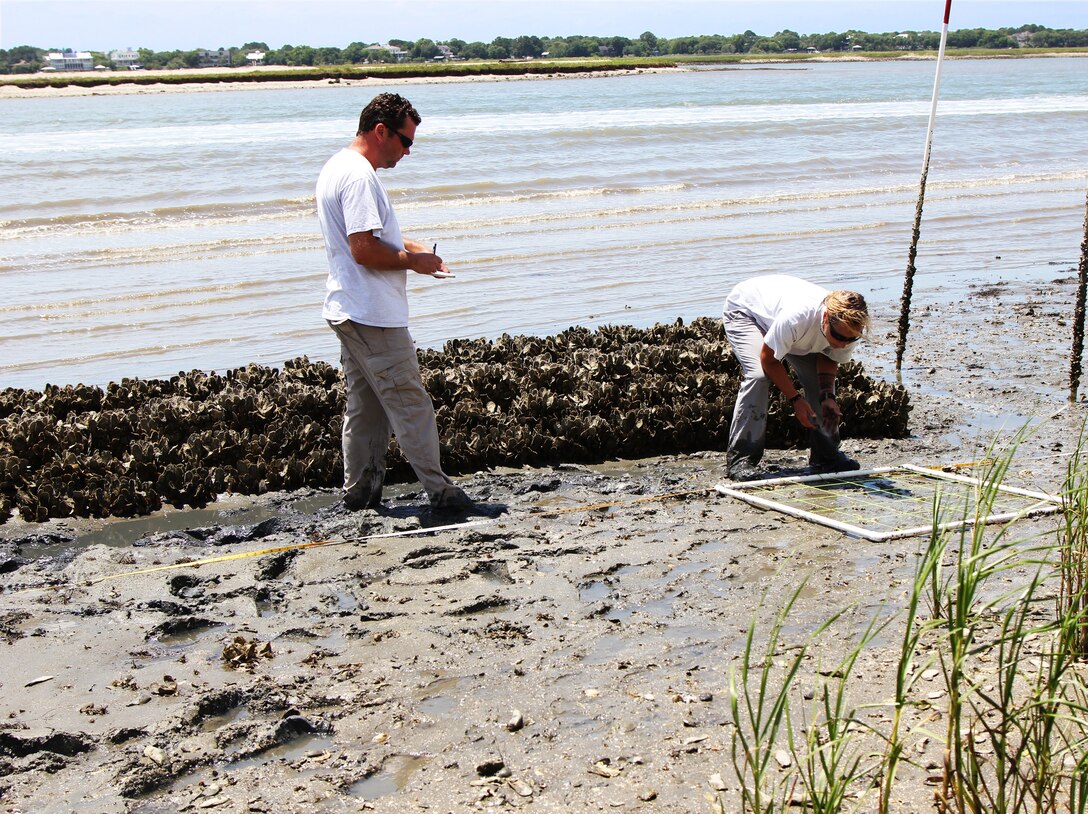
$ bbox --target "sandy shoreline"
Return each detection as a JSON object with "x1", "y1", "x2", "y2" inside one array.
[
  {"x1": 0, "y1": 66, "x2": 688, "y2": 100},
  {"x1": 1, "y1": 271, "x2": 1084, "y2": 811}
]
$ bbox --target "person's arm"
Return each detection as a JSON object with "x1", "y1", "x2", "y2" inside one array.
[
  {"x1": 347, "y1": 231, "x2": 446, "y2": 275},
  {"x1": 759, "y1": 343, "x2": 817, "y2": 430},
  {"x1": 816, "y1": 354, "x2": 842, "y2": 432}
]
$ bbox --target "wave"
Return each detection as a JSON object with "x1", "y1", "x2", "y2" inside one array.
[
  {"x1": 0, "y1": 197, "x2": 316, "y2": 235},
  {"x1": 2, "y1": 95, "x2": 1086, "y2": 156},
  {"x1": 2, "y1": 170, "x2": 1083, "y2": 243}
]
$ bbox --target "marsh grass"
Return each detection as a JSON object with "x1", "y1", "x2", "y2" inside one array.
[
  {"x1": 1060, "y1": 435, "x2": 1088, "y2": 660},
  {"x1": 727, "y1": 434, "x2": 1088, "y2": 814},
  {"x1": 789, "y1": 614, "x2": 886, "y2": 814},
  {"x1": 728, "y1": 581, "x2": 844, "y2": 812}
]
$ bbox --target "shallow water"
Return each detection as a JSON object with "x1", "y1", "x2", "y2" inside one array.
[
  {"x1": 347, "y1": 754, "x2": 433, "y2": 800},
  {"x1": 1, "y1": 58, "x2": 1086, "y2": 390}
]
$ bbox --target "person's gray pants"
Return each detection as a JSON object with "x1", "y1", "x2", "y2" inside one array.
[
  {"x1": 722, "y1": 311, "x2": 837, "y2": 466},
  {"x1": 330, "y1": 320, "x2": 465, "y2": 507}
]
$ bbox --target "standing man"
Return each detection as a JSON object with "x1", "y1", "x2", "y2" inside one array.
[
  {"x1": 317, "y1": 93, "x2": 472, "y2": 512},
  {"x1": 722, "y1": 275, "x2": 870, "y2": 481}
]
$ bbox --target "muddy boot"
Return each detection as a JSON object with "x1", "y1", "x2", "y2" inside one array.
[
  {"x1": 808, "y1": 430, "x2": 860, "y2": 474},
  {"x1": 726, "y1": 446, "x2": 764, "y2": 482},
  {"x1": 343, "y1": 479, "x2": 384, "y2": 511},
  {"x1": 343, "y1": 491, "x2": 382, "y2": 511}
]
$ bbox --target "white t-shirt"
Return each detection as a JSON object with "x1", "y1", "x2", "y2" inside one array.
[
  {"x1": 724, "y1": 275, "x2": 854, "y2": 364},
  {"x1": 317, "y1": 148, "x2": 408, "y2": 327}
]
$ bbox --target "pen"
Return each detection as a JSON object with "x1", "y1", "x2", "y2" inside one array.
[{"x1": 432, "y1": 243, "x2": 437, "y2": 254}]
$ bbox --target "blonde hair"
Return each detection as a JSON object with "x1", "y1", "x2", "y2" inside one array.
[{"x1": 824, "y1": 290, "x2": 870, "y2": 334}]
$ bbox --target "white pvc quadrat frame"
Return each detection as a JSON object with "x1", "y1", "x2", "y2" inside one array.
[{"x1": 714, "y1": 464, "x2": 1063, "y2": 542}]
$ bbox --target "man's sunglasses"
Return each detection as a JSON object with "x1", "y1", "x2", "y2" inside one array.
[
  {"x1": 387, "y1": 126, "x2": 413, "y2": 149},
  {"x1": 828, "y1": 320, "x2": 861, "y2": 344}
]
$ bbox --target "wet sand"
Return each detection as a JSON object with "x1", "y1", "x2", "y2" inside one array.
[{"x1": 0, "y1": 272, "x2": 1084, "y2": 812}]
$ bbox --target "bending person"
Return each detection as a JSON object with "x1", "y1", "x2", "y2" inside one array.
[{"x1": 722, "y1": 275, "x2": 870, "y2": 481}]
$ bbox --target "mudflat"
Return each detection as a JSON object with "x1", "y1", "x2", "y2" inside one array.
[{"x1": 0, "y1": 272, "x2": 1083, "y2": 812}]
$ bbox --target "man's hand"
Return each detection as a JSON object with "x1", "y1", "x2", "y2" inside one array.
[
  {"x1": 793, "y1": 397, "x2": 818, "y2": 430},
  {"x1": 820, "y1": 395, "x2": 842, "y2": 433},
  {"x1": 408, "y1": 250, "x2": 446, "y2": 276}
]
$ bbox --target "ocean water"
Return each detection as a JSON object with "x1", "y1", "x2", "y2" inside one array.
[{"x1": 1, "y1": 57, "x2": 1086, "y2": 391}]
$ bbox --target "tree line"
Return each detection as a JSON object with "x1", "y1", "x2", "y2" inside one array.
[{"x1": 3, "y1": 24, "x2": 1087, "y2": 73}]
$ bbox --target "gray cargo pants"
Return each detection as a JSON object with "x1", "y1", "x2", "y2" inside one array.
[
  {"x1": 722, "y1": 311, "x2": 837, "y2": 466},
  {"x1": 330, "y1": 321, "x2": 466, "y2": 507}
]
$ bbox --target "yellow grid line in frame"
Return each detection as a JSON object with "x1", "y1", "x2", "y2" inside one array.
[{"x1": 715, "y1": 464, "x2": 1062, "y2": 541}]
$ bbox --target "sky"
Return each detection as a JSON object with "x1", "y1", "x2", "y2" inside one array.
[{"x1": 2, "y1": 0, "x2": 1087, "y2": 52}]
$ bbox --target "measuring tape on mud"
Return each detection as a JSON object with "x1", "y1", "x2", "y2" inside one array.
[
  {"x1": 8, "y1": 519, "x2": 494, "y2": 595},
  {"x1": 7, "y1": 487, "x2": 716, "y2": 596}
]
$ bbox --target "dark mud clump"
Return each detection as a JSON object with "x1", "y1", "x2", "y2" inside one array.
[{"x1": 0, "y1": 318, "x2": 909, "y2": 523}]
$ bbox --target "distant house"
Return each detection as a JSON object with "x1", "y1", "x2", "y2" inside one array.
[
  {"x1": 435, "y1": 44, "x2": 453, "y2": 61},
  {"x1": 46, "y1": 50, "x2": 94, "y2": 71},
  {"x1": 366, "y1": 43, "x2": 407, "y2": 62},
  {"x1": 197, "y1": 48, "x2": 231, "y2": 68},
  {"x1": 246, "y1": 51, "x2": 265, "y2": 65},
  {"x1": 109, "y1": 48, "x2": 140, "y2": 68}
]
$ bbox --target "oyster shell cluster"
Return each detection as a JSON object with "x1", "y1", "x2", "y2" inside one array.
[{"x1": 0, "y1": 318, "x2": 909, "y2": 523}]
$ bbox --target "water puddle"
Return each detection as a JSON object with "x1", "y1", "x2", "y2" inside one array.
[
  {"x1": 10, "y1": 490, "x2": 347, "y2": 559},
  {"x1": 579, "y1": 581, "x2": 611, "y2": 603},
  {"x1": 152, "y1": 622, "x2": 227, "y2": 650},
  {"x1": 199, "y1": 705, "x2": 250, "y2": 733},
  {"x1": 65, "y1": 501, "x2": 286, "y2": 553},
  {"x1": 225, "y1": 734, "x2": 334, "y2": 771},
  {"x1": 348, "y1": 754, "x2": 432, "y2": 800},
  {"x1": 579, "y1": 631, "x2": 633, "y2": 666},
  {"x1": 630, "y1": 594, "x2": 677, "y2": 620},
  {"x1": 697, "y1": 540, "x2": 733, "y2": 554},
  {"x1": 651, "y1": 561, "x2": 708, "y2": 587},
  {"x1": 286, "y1": 494, "x2": 340, "y2": 515},
  {"x1": 416, "y1": 676, "x2": 461, "y2": 718},
  {"x1": 418, "y1": 694, "x2": 458, "y2": 717},
  {"x1": 332, "y1": 590, "x2": 358, "y2": 612}
]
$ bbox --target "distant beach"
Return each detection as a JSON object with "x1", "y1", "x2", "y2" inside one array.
[{"x1": 0, "y1": 64, "x2": 687, "y2": 99}]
